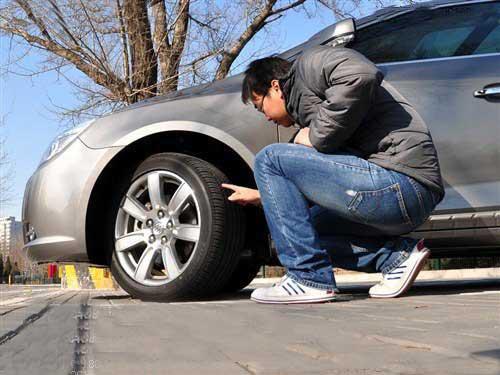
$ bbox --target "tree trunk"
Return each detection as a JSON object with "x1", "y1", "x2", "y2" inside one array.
[
  {"x1": 152, "y1": 0, "x2": 190, "y2": 94},
  {"x1": 123, "y1": 0, "x2": 158, "y2": 102}
]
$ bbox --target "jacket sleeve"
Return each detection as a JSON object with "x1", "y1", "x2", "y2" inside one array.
[{"x1": 307, "y1": 49, "x2": 383, "y2": 153}]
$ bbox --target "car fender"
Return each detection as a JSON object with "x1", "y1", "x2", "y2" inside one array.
[{"x1": 83, "y1": 120, "x2": 256, "y2": 170}]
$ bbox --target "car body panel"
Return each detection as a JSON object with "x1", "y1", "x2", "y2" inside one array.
[
  {"x1": 23, "y1": 138, "x2": 122, "y2": 262},
  {"x1": 79, "y1": 76, "x2": 277, "y2": 157},
  {"x1": 85, "y1": 120, "x2": 257, "y2": 169},
  {"x1": 377, "y1": 53, "x2": 500, "y2": 212}
]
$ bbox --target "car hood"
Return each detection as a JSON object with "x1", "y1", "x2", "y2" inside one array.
[{"x1": 114, "y1": 73, "x2": 244, "y2": 114}]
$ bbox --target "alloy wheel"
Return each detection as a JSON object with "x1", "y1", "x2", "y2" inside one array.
[{"x1": 114, "y1": 170, "x2": 201, "y2": 286}]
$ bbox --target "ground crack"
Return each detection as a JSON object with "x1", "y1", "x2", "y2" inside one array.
[
  {"x1": 217, "y1": 349, "x2": 257, "y2": 374},
  {"x1": 0, "y1": 292, "x2": 76, "y2": 346},
  {"x1": 69, "y1": 294, "x2": 93, "y2": 375}
]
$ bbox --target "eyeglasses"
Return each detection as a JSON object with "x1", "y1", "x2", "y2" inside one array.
[{"x1": 255, "y1": 94, "x2": 267, "y2": 113}]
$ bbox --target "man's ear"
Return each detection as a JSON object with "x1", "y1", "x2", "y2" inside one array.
[{"x1": 270, "y1": 79, "x2": 280, "y2": 92}]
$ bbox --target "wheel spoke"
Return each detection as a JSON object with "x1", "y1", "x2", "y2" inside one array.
[
  {"x1": 115, "y1": 231, "x2": 145, "y2": 252},
  {"x1": 168, "y1": 182, "x2": 193, "y2": 216},
  {"x1": 134, "y1": 246, "x2": 158, "y2": 283},
  {"x1": 174, "y1": 224, "x2": 200, "y2": 243},
  {"x1": 122, "y1": 195, "x2": 148, "y2": 222},
  {"x1": 147, "y1": 172, "x2": 166, "y2": 210},
  {"x1": 161, "y1": 244, "x2": 182, "y2": 279}
]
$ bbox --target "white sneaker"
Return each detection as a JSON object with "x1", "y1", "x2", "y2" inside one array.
[
  {"x1": 369, "y1": 239, "x2": 430, "y2": 298},
  {"x1": 250, "y1": 274, "x2": 336, "y2": 304}
]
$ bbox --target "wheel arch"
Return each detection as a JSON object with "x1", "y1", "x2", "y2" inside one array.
[{"x1": 85, "y1": 128, "x2": 270, "y2": 266}]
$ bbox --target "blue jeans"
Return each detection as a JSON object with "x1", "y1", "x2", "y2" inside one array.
[{"x1": 253, "y1": 143, "x2": 441, "y2": 292}]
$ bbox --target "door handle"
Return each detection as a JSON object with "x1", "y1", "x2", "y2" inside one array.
[{"x1": 473, "y1": 85, "x2": 500, "y2": 98}]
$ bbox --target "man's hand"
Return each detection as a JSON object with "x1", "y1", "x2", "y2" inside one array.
[
  {"x1": 221, "y1": 184, "x2": 261, "y2": 206},
  {"x1": 293, "y1": 127, "x2": 313, "y2": 148}
]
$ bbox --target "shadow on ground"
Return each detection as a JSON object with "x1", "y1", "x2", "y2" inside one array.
[{"x1": 91, "y1": 278, "x2": 500, "y2": 303}]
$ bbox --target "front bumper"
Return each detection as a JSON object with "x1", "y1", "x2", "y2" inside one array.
[{"x1": 22, "y1": 138, "x2": 122, "y2": 263}]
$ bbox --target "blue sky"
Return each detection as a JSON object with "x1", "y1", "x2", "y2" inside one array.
[{"x1": 0, "y1": 1, "x2": 385, "y2": 220}]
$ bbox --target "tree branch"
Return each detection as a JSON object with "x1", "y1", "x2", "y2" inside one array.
[
  {"x1": 269, "y1": 0, "x2": 307, "y2": 16},
  {"x1": 14, "y1": 0, "x2": 52, "y2": 41},
  {"x1": 78, "y1": 0, "x2": 111, "y2": 70},
  {"x1": 188, "y1": 13, "x2": 217, "y2": 32},
  {"x1": 214, "y1": 0, "x2": 279, "y2": 80},
  {"x1": 0, "y1": 24, "x2": 128, "y2": 101},
  {"x1": 47, "y1": 0, "x2": 81, "y2": 47}
]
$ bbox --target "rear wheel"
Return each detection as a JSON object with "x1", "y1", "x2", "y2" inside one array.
[{"x1": 109, "y1": 153, "x2": 246, "y2": 301}]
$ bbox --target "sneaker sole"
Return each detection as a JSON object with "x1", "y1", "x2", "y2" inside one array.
[
  {"x1": 250, "y1": 295, "x2": 337, "y2": 304},
  {"x1": 370, "y1": 248, "x2": 430, "y2": 298}
]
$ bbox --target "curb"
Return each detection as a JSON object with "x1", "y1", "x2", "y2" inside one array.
[
  {"x1": 249, "y1": 267, "x2": 500, "y2": 286},
  {"x1": 61, "y1": 264, "x2": 119, "y2": 290}
]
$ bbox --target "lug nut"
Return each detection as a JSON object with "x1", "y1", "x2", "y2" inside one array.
[
  {"x1": 167, "y1": 221, "x2": 173, "y2": 229},
  {"x1": 161, "y1": 236, "x2": 168, "y2": 244},
  {"x1": 149, "y1": 235, "x2": 156, "y2": 243},
  {"x1": 158, "y1": 210, "x2": 165, "y2": 219},
  {"x1": 146, "y1": 219, "x2": 154, "y2": 228}
]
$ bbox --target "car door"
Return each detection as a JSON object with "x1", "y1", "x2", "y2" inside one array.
[{"x1": 350, "y1": 1, "x2": 500, "y2": 217}]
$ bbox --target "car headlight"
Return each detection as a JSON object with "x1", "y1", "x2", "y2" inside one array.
[{"x1": 39, "y1": 119, "x2": 95, "y2": 165}]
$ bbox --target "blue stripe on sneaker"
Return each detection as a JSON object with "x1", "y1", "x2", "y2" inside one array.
[
  {"x1": 387, "y1": 277, "x2": 401, "y2": 280},
  {"x1": 287, "y1": 282, "x2": 299, "y2": 295},
  {"x1": 282, "y1": 285, "x2": 292, "y2": 295},
  {"x1": 389, "y1": 271, "x2": 404, "y2": 275},
  {"x1": 291, "y1": 280, "x2": 306, "y2": 293}
]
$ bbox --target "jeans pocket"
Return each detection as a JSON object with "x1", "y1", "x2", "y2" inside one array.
[
  {"x1": 407, "y1": 177, "x2": 438, "y2": 227},
  {"x1": 347, "y1": 183, "x2": 413, "y2": 229}
]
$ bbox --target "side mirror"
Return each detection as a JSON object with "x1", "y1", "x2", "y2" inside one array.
[
  {"x1": 327, "y1": 18, "x2": 356, "y2": 47},
  {"x1": 278, "y1": 18, "x2": 356, "y2": 61},
  {"x1": 308, "y1": 18, "x2": 356, "y2": 47}
]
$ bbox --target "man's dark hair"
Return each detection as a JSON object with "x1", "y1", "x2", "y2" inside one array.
[{"x1": 241, "y1": 56, "x2": 292, "y2": 104}]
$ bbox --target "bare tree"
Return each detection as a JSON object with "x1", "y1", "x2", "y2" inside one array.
[
  {"x1": 0, "y1": 115, "x2": 13, "y2": 208},
  {"x1": 0, "y1": 0, "x2": 396, "y2": 122}
]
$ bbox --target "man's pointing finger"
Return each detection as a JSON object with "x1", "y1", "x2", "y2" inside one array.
[{"x1": 221, "y1": 183, "x2": 239, "y2": 191}]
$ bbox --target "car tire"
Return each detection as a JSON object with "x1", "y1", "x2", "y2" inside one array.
[
  {"x1": 222, "y1": 259, "x2": 261, "y2": 293},
  {"x1": 109, "y1": 152, "x2": 246, "y2": 301}
]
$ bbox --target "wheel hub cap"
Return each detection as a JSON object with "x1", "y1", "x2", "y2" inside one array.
[{"x1": 152, "y1": 219, "x2": 168, "y2": 236}]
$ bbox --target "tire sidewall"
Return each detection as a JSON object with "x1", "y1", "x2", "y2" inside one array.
[{"x1": 110, "y1": 154, "x2": 219, "y2": 300}]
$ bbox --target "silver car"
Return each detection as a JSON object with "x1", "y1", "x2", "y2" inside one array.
[{"x1": 23, "y1": 0, "x2": 500, "y2": 300}]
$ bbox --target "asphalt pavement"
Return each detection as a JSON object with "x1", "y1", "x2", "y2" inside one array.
[{"x1": 0, "y1": 279, "x2": 499, "y2": 375}]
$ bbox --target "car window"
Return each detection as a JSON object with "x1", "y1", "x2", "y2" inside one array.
[
  {"x1": 351, "y1": 2, "x2": 500, "y2": 63},
  {"x1": 475, "y1": 23, "x2": 500, "y2": 54},
  {"x1": 409, "y1": 26, "x2": 474, "y2": 60}
]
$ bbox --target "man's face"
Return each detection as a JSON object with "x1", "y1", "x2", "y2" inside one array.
[{"x1": 251, "y1": 79, "x2": 295, "y2": 127}]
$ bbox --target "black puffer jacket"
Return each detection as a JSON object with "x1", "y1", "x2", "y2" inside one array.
[{"x1": 279, "y1": 45, "x2": 445, "y2": 202}]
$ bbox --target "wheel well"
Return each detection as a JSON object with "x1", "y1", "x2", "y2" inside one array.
[{"x1": 86, "y1": 131, "x2": 270, "y2": 266}]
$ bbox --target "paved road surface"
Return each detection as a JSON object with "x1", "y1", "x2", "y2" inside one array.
[{"x1": 0, "y1": 280, "x2": 499, "y2": 375}]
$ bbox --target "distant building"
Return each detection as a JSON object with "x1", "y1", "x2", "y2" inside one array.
[{"x1": 0, "y1": 216, "x2": 23, "y2": 263}]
